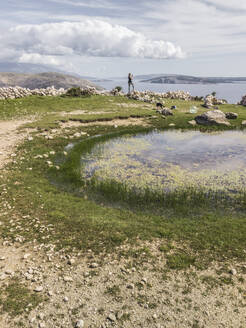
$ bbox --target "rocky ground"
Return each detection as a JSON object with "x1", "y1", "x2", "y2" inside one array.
[{"x1": 0, "y1": 118, "x2": 246, "y2": 328}]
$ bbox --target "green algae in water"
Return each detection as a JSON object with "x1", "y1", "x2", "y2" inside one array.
[{"x1": 80, "y1": 130, "x2": 246, "y2": 200}]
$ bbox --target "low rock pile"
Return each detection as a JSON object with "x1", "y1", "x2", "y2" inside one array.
[
  {"x1": 127, "y1": 90, "x2": 192, "y2": 103},
  {"x1": 203, "y1": 94, "x2": 227, "y2": 108},
  {"x1": 239, "y1": 94, "x2": 246, "y2": 106},
  {"x1": 0, "y1": 86, "x2": 66, "y2": 100}
]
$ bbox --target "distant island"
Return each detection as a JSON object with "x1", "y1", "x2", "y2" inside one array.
[{"x1": 138, "y1": 74, "x2": 246, "y2": 85}]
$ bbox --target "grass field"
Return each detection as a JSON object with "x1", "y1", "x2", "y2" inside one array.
[{"x1": 1, "y1": 94, "x2": 246, "y2": 269}]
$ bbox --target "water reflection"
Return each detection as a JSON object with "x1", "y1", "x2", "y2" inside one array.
[{"x1": 81, "y1": 130, "x2": 246, "y2": 195}]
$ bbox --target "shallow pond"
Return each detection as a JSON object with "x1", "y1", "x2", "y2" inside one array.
[{"x1": 81, "y1": 130, "x2": 246, "y2": 197}]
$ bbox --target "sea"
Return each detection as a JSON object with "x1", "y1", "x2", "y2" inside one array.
[{"x1": 97, "y1": 79, "x2": 246, "y2": 104}]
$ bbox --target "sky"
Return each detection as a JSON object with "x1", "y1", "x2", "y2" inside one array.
[{"x1": 0, "y1": 0, "x2": 246, "y2": 77}]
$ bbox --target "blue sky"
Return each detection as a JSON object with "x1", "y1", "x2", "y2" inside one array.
[{"x1": 1, "y1": 0, "x2": 246, "y2": 77}]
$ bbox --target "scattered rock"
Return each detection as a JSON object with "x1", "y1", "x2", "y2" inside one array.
[
  {"x1": 202, "y1": 94, "x2": 227, "y2": 108},
  {"x1": 161, "y1": 108, "x2": 173, "y2": 116},
  {"x1": 127, "y1": 283, "x2": 134, "y2": 289},
  {"x1": 107, "y1": 313, "x2": 117, "y2": 322},
  {"x1": 67, "y1": 258, "x2": 75, "y2": 265},
  {"x1": 39, "y1": 323, "x2": 46, "y2": 328},
  {"x1": 229, "y1": 268, "x2": 237, "y2": 275},
  {"x1": 89, "y1": 263, "x2": 98, "y2": 268},
  {"x1": 75, "y1": 319, "x2": 84, "y2": 328},
  {"x1": 153, "y1": 313, "x2": 158, "y2": 319},
  {"x1": 37, "y1": 313, "x2": 45, "y2": 320},
  {"x1": 242, "y1": 120, "x2": 246, "y2": 126},
  {"x1": 23, "y1": 253, "x2": 31, "y2": 259},
  {"x1": 63, "y1": 296, "x2": 69, "y2": 302},
  {"x1": 34, "y1": 286, "x2": 43, "y2": 292},
  {"x1": 188, "y1": 120, "x2": 197, "y2": 126},
  {"x1": 225, "y1": 112, "x2": 238, "y2": 119},
  {"x1": 64, "y1": 276, "x2": 73, "y2": 282}
]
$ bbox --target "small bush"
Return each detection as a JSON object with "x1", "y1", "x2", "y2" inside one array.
[
  {"x1": 66, "y1": 87, "x2": 95, "y2": 97},
  {"x1": 115, "y1": 86, "x2": 123, "y2": 92},
  {"x1": 66, "y1": 87, "x2": 83, "y2": 97}
]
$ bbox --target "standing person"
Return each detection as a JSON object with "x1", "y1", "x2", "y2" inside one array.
[{"x1": 128, "y1": 73, "x2": 134, "y2": 94}]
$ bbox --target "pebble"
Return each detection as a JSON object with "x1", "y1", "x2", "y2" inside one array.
[
  {"x1": 107, "y1": 313, "x2": 117, "y2": 322},
  {"x1": 23, "y1": 253, "x2": 31, "y2": 259},
  {"x1": 37, "y1": 313, "x2": 45, "y2": 320},
  {"x1": 63, "y1": 296, "x2": 69, "y2": 302},
  {"x1": 188, "y1": 120, "x2": 197, "y2": 126},
  {"x1": 64, "y1": 276, "x2": 73, "y2": 282},
  {"x1": 0, "y1": 256, "x2": 5, "y2": 261},
  {"x1": 34, "y1": 286, "x2": 43, "y2": 292},
  {"x1": 67, "y1": 258, "x2": 75, "y2": 265},
  {"x1": 229, "y1": 268, "x2": 237, "y2": 275},
  {"x1": 39, "y1": 323, "x2": 46, "y2": 328},
  {"x1": 75, "y1": 319, "x2": 84, "y2": 328},
  {"x1": 89, "y1": 262, "x2": 98, "y2": 268}
]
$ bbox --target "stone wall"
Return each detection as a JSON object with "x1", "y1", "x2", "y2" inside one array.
[{"x1": 0, "y1": 86, "x2": 66, "y2": 100}]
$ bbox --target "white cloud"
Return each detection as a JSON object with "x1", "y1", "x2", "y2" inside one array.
[
  {"x1": 18, "y1": 53, "x2": 60, "y2": 66},
  {"x1": 142, "y1": 0, "x2": 246, "y2": 55},
  {"x1": 0, "y1": 20, "x2": 185, "y2": 65}
]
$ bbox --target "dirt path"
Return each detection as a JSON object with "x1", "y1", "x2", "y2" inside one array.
[{"x1": 0, "y1": 120, "x2": 32, "y2": 169}]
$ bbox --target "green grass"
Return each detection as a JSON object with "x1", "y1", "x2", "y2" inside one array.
[
  {"x1": 0, "y1": 280, "x2": 42, "y2": 317},
  {"x1": 0, "y1": 94, "x2": 246, "y2": 270}
]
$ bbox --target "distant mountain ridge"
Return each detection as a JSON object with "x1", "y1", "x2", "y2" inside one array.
[
  {"x1": 0, "y1": 72, "x2": 102, "y2": 90},
  {"x1": 138, "y1": 74, "x2": 246, "y2": 84}
]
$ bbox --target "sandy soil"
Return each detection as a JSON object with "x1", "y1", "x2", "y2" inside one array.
[{"x1": 0, "y1": 120, "x2": 32, "y2": 169}]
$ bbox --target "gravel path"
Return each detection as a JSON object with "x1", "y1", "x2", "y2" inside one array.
[{"x1": 0, "y1": 120, "x2": 32, "y2": 169}]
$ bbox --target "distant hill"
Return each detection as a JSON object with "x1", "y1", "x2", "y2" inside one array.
[
  {"x1": 0, "y1": 72, "x2": 103, "y2": 90},
  {"x1": 0, "y1": 62, "x2": 72, "y2": 75},
  {"x1": 138, "y1": 74, "x2": 246, "y2": 84}
]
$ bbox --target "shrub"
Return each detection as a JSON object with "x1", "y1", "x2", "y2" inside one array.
[
  {"x1": 66, "y1": 87, "x2": 95, "y2": 97},
  {"x1": 115, "y1": 86, "x2": 123, "y2": 92}
]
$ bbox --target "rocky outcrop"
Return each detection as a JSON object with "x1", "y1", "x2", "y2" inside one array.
[
  {"x1": 203, "y1": 95, "x2": 227, "y2": 108},
  {"x1": 195, "y1": 110, "x2": 230, "y2": 126}
]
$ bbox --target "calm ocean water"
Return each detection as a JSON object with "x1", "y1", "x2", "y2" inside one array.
[{"x1": 97, "y1": 79, "x2": 246, "y2": 104}]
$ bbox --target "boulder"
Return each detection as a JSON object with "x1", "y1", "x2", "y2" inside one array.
[
  {"x1": 195, "y1": 110, "x2": 230, "y2": 126},
  {"x1": 161, "y1": 108, "x2": 173, "y2": 116},
  {"x1": 225, "y1": 112, "x2": 238, "y2": 119}
]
